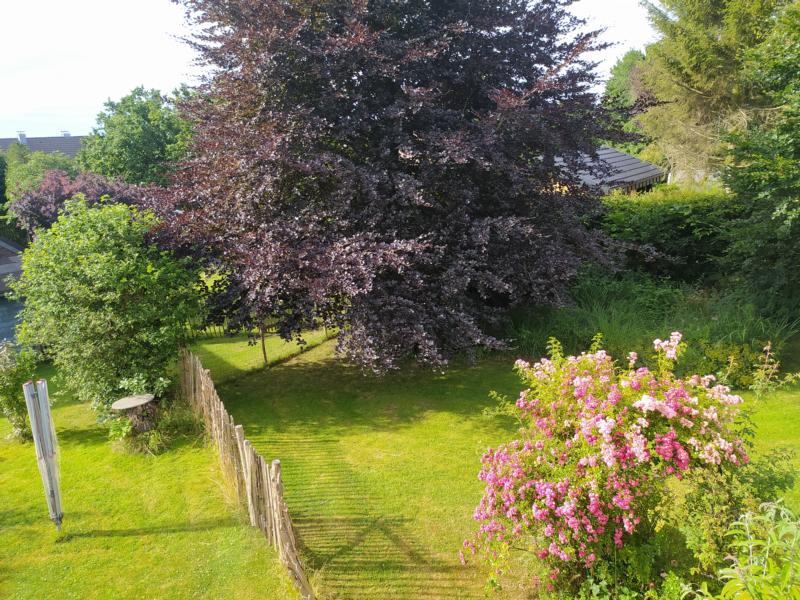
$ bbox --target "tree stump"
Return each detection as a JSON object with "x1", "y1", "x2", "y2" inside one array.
[{"x1": 111, "y1": 394, "x2": 157, "y2": 433}]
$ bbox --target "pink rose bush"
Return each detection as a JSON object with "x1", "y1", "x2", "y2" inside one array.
[{"x1": 465, "y1": 333, "x2": 748, "y2": 589}]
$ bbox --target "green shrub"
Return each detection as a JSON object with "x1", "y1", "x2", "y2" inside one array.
[
  {"x1": 578, "y1": 571, "x2": 687, "y2": 599},
  {"x1": 0, "y1": 343, "x2": 37, "y2": 440},
  {"x1": 468, "y1": 333, "x2": 752, "y2": 596},
  {"x1": 0, "y1": 153, "x2": 6, "y2": 203},
  {"x1": 602, "y1": 186, "x2": 746, "y2": 281},
  {"x1": 11, "y1": 199, "x2": 203, "y2": 412},
  {"x1": 510, "y1": 271, "x2": 798, "y2": 388},
  {"x1": 721, "y1": 198, "x2": 800, "y2": 318},
  {"x1": 0, "y1": 213, "x2": 29, "y2": 247},
  {"x1": 0, "y1": 153, "x2": 28, "y2": 246},
  {"x1": 3, "y1": 143, "x2": 78, "y2": 202},
  {"x1": 667, "y1": 448, "x2": 796, "y2": 577},
  {"x1": 691, "y1": 503, "x2": 800, "y2": 599},
  {"x1": 110, "y1": 401, "x2": 202, "y2": 455},
  {"x1": 601, "y1": 180, "x2": 800, "y2": 319}
]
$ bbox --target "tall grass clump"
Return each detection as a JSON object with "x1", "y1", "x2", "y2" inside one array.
[{"x1": 510, "y1": 271, "x2": 798, "y2": 388}]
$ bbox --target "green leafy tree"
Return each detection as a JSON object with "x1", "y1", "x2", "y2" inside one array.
[
  {"x1": 0, "y1": 152, "x2": 29, "y2": 246},
  {"x1": 4, "y1": 142, "x2": 28, "y2": 171},
  {"x1": 602, "y1": 49, "x2": 652, "y2": 156},
  {"x1": 604, "y1": 50, "x2": 646, "y2": 111},
  {"x1": 722, "y1": 2, "x2": 800, "y2": 315},
  {"x1": 4, "y1": 143, "x2": 78, "y2": 201},
  {"x1": 78, "y1": 87, "x2": 192, "y2": 185},
  {"x1": 638, "y1": 0, "x2": 790, "y2": 181},
  {"x1": 11, "y1": 199, "x2": 203, "y2": 410},
  {"x1": 0, "y1": 342, "x2": 37, "y2": 440}
]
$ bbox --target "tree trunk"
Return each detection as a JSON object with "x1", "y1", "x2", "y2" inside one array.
[{"x1": 259, "y1": 324, "x2": 269, "y2": 367}]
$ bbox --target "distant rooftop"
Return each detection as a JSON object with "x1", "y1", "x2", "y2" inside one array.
[
  {"x1": 0, "y1": 132, "x2": 86, "y2": 158},
  {"x1": 578, "y1": 146, "x2": 667, "y2": 193}
]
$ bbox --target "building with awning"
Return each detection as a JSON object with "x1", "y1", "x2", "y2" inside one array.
[{"x1": 578, "y1": 146, "x2": 667, "y2": 193}]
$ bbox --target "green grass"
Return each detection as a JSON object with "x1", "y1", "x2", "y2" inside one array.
[
  {"x1": 6, "y1": 331, "x2": 795, "y2": 600},
  {"x1": 0, "y1": 365, "x2": 299, "y2": 600},
  {"x1": 197, "y1": 338, "x2": 800, "y2": 600},
  {"x1": 193, "y1": 328, "x2": 332, "y2": 384},
  {"x1": 748, "y1": 389, "x2": 800, "y2": 509},
  {"x1": 511, "y1": 273, "x2": 800, "y2": 390},
  {"x1": 206, "y1": 340, "x2": 520, "y2": 599}
]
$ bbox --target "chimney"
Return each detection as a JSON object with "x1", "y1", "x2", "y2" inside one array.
[
  {"x1": 17, "y1": 131, "x2": 27, "y2": 145},
  {"x1": 61, "y1": 131, "x2": 70, "y2": 137}
]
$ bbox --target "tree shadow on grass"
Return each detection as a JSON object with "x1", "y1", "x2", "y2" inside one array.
[
  {"x1": 0, "y1": 507, "x2": 52, "y2": 528},
  {"x1": 219, "y1": 341, "x2": 520, "y2": 437},
  {"x1": 191, "y1": 330, "x2": 332, "y2": 385},
  {"x1": 293, "y1": 513, "x2": 478, "y2": 600},
  {"x1": 55, "y1": 420, "x2": 204, "y2": 455},
  {"x1": 280, "y1": 438, "x2": 485, "y2": 599},
  {"x1": 56, "y1": 425, "x2": 106, "y2": 446},
  {"x1": 59, "y1": 517, "x2": 238, "y2": 541},
  {"x1": 212, "y1": 341, "x2": 519, "y2": 598}
]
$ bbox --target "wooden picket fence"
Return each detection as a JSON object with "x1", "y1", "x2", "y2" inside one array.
[
  {"x1": 180, "y1": 350, "x2": 314, "y2": 600},
  {"x1": 184, "y1": 319, "x2": 280, "y2": 342}
]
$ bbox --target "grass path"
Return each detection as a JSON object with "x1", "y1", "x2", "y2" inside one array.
[
  {"x1": 211, "y1": 340, "x2": 522, "y2": 599},
  {"x1": 0, "y1": 365, "x2": 299, "y2": 600},
  {"x1": 203, "y1": 339, "x2": 800, "y2": 600}
]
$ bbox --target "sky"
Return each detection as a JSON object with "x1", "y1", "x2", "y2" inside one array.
[
  {"x1": 572, "y1": 0, "x2": 659, "y2": 76},
  {"x1": 0, "y1": 0, "x2": 657, "y2": 139}
]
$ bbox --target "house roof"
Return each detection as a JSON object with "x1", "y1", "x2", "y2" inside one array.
[
  {"x1": 0, "y1": 135, "x2": 86, "y2": 158},
  {"x1": 578, "y1": 146, "x2": 666, "y2": 192}
]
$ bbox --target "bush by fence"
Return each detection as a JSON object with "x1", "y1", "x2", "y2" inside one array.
[{"x1": 180, "y1": 350, "x2": 314, "y2": 600}]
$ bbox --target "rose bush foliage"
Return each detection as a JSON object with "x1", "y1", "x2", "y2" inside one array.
[{"x1": 466, "y1": 333, "x2": 749, "y2": 593}]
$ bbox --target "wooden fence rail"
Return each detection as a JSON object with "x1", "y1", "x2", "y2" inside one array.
[
  {"x1": 180, "y1": 350, "x2": 314, "y2": 600},
  {"x1": 184, "y1": 319, "x2": 280, "y2": 342}
]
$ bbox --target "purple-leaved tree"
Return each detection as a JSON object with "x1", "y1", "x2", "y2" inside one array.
[
  {"x1": 163, "y1": 0, "x2": 614, "y2": 370},
  {"x1": 10, "y1": 170, "x2": 146, "y2": 235}
]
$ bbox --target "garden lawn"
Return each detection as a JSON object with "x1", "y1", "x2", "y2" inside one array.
[
  {"x1": 748, "y1": 388, "x2": 800, "y2": 508},
  {"x1": 192, "y1": 329, "x2": 331, "y2": 385},
  {"x1": 198, "y1": 338, "x2": 800, "y2": 600},
  {"x1": 0, "y1": 365, "x2": 299, "y2": 600}
]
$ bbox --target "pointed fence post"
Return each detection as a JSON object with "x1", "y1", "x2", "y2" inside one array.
[{"x1": 23, "y1": 380, "x2": 63, "y2": 531}]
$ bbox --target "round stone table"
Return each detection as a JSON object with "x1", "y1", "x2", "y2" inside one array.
[{"x1": 111, "y1": 394, "x2": 157, "y2": 433}]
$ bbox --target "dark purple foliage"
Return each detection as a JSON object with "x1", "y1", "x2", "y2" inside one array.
[
  {"x1": 10, "y1": 170, "x2": 147, "y2": 234},
  {"x1": 164, "y1": 0, "x2": 615, "y2": 370}
]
